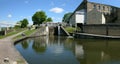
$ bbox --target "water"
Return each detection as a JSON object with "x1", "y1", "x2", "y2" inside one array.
[{"x1": 15, "y1": 36, "x2": 120, "y2": 64}]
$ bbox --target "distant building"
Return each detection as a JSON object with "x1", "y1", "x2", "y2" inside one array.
[
  {"x1": 68, "y1": 0, "x2": 120, "y2": 26},
  {"x1": 40, "y1": 22, "x2": 59, "y2": 27}
]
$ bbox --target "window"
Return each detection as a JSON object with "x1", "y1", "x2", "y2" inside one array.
[
  {"x1": 98, "y1": 6, "x2": 101, "y2": 10},
  {"x1": 93, "y1": 4, "x2": 96, "y2": 9},
  {"x1": 103, "y1": 6, "x2": 105, "y2": 10},
  {"x1": 107, "y1": 7, "x2": 109, "y2": 11}
]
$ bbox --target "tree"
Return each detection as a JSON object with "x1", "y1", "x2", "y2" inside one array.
[
  {"x1": 46, "y1": 17, "x2": 53, "y2": 22},
  {"x1": 21, "y1": 19, "x2": 29, "y2": 28},
  {"x1": 32, "y1": 11, "x2": 47, "y2": 25},
  {"x1": 62, "y1": 12, "x2": 72, "y2": 23}
]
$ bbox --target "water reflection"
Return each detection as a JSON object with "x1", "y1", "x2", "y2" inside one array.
[
  {"x1": 32, "y1": 36, "x2": 47, "y2": 53},
  {"x1": 21, "y1": 40, "x2": 29, "y2": 49},
  {"x1": 15, "y1": 36, "x2": 120, "y2": 64},
  {"x1": 78, "y1": 39, "x2": 120, "y2": 64}
]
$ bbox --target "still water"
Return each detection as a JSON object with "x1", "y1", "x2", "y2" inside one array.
[{"x1": 15, "y1": 36, "x2": 120, "y2": 64}]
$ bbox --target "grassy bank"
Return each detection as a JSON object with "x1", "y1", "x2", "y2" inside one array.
[
  {"x1": 0, "y1": 31, "x2": 18, "y2": 39},
  {"x1": 0, "y1": 28, "x2": 26, "y2": 39},
  {"x1": 13, "y1": 29, "x2": 36, "y2": 40},
  {"x1": 64, "y1": 27, "x2": 76, "y2": 33}
]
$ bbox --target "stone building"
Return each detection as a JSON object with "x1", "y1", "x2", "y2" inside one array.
[{"x1": 68, "y1": 0, "x2": 120, "y2": 26}]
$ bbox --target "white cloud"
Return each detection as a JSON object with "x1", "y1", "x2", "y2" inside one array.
[
  {"x1": 8, "y1": 14, "x2": 12, "y2": 18},
  {"x1": 49, "y1": 7, "x2": 64, "y2": 13}
]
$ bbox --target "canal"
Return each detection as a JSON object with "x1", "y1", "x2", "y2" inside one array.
[{"x1": 15, "y1": 36, "x2": 120, "y2": 64}]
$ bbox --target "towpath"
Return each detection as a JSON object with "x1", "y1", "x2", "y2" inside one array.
[{"x1": 0, "y1": 31, "x2": 28, "y2": 64}]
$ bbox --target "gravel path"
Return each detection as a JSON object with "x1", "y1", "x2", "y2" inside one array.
[{"x1": 0, "y1": 31, "x2": 28, "y2": 64}]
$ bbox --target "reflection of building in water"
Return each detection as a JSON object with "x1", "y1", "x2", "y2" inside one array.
[
  {"x1": 71, "y1": 42, "x2": 85, "y2": 63},
  {"x1": 78, "y1": 39, "x2": 120, "y2": 64},
  {"x1": 75, "y1": 45, "x2": 84, "y2": 59}
]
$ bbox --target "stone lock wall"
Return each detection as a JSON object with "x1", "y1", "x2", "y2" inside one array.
[{"x1": 83, "y1": 24, "x2": 120, "y2": 36}]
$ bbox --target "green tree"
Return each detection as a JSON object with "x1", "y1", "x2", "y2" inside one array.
[
  {"x1": 21, "y1": 19, "x2": 29, "y2": 28},
  {"x1": 46, "y1": 17, "x2": 53, "y2": 22},
  {"x1": 62, "y1": 12, "x2": 72, "y2": 23},
  {"x1": 32, "y1": 11, "x2": 47, "y2": 25}
]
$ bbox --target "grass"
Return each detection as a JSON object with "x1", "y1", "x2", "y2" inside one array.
[
  {"x1": 0, "y1": 31, "x2": 18, "y2": 39},
  {"x1": 24, "y1": 29, "x2": 36, "y2": 36},
  {"x1": 0, "y1": 28, "x2": 28, "y2": 39},
  {"x1": 13, "y1": 29, "x2": 36, "y2": 40},
  {"x1": 0, "y1": 28, "x2": 35, "y2": 39},
  {"x1": 64, "y1": 27, "x2": 76, "y2": 33}
]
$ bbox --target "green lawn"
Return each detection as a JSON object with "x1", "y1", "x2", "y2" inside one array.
[
  {"x1": 0, "y1": 28, "x2": 35, "y2": 39},
  {"x1": 0, "y1": 28, "x2": 29, "y2": 39},
  {"x1": 13, "y1": 29, "x2": 36, "y2": 40},
  {"x1": 24, "y1": 29, "x2": 36, "y2": 36},
  {"x1": 0, "y1": 31, "x2": 18, "y2": 39}
]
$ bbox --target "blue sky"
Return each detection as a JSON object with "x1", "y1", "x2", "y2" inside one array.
[{"x1": 0, "y1": 0, "x2": 120, "y2": 26}]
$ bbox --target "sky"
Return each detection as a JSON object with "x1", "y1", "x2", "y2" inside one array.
[{"x1": 0, "y1": 0, "x2": 120, "y2": 26}]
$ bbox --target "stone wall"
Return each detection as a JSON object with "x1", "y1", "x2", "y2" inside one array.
[
  {"x1": 49, "y1": 27, "x2": 54, "y2": 35},
  {"x1": 116, "y1": 8, "x2": 120, "y2": 23},
  {"x1": 68, "y1": 0, "x2": 120, "y2": 26},
  {"x1": 87, "y1": 2, "x2": 112, "y2": 14},
  {"x1": 54, "y1": 26, "x2": 70, "y2": 36},
  {"x1": 87, "y1": 9, "x2": 105, "y2": 24},
  {"x1": 87, "y1": 2, "x2": 119, "y2": 24},
  {"x1": 69, "y1": 14, "x2": 76, "y2": 26},
  {"x1": 83, "y1": 24, "x2": 120, "y2": 36}
]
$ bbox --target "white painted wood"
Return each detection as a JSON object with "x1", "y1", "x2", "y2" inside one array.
[
  {"x1": 102, "y1": 14, "x2": 106, "y2": 24},
  {"x1": 75, "y1": 9, "x2": 85, "y2": 24}
]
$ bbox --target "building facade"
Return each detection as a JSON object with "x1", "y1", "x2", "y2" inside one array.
[{"x1": 68, "y1": 0, "x2": 120, "y2": 26}]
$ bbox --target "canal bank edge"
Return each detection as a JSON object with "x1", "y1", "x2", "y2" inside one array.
[
  {"x1": 12, "y1": 29, "x2": 38, "y2": 64},
  {"x1": 13, "y1": 28, "x2": 45, "y2": 44},
  {"x1": 74, "y1": 33, "x2": 120, "y2": 39},
  {"x1": 0, "y1": 30, "x2": 29, "y2": 64},
  {"x1": 12, "y1": 30, "x2": 35, "y2": 64},
  {"x1": 13, "y1": 28, "x2": 47, "y2": 64}
]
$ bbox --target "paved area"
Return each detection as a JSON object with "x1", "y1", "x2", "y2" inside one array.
[{"x1": 0, "y1": 31, "x2": 28, "y2": 64}]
